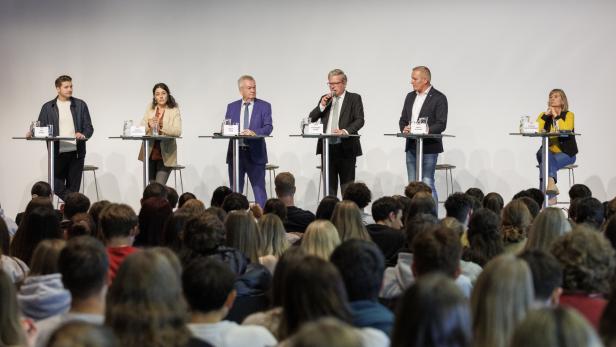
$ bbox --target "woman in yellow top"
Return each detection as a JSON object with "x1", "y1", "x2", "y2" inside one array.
[
  {"x1": 535, "y1": 89, "x2": 578, "y2": 201},
  {"x1": 138, "y1": 83, "x2": 182, "y2": 184}
]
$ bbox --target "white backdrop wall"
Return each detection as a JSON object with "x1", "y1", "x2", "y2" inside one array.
[{"x1": 1, "y1": 0, "x2": 615, "y2": 218}]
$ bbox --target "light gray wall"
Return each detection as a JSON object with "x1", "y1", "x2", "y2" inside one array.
[{"x1": 1, "y1": 0, "x2": 615, "y2": 217}]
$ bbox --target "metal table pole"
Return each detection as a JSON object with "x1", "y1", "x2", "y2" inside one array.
[
  {"x1": 416, "y1": 136, "x2": 424, "y2": 181},
  {"x1": 542, "y1": 136, "x2": 549, "y2": 208},
  {"x1": 143, "y1": 138, "x2": 150, "y2": 190},
  {"x1": 232, "y1": 138, "x2": 240, "y2": 192},
  {"x1": 47, "y1": 138, "x2": 55, "y2": 194},
  {"x1": 323, "y1": 137, "x2": 330, "y2": 197}
]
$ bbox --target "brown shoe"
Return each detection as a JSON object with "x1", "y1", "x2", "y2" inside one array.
[{"x1": 546, "y1": 177, "x2": 559, "y2": 195}]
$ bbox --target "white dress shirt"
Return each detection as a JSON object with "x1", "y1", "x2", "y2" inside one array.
[
  {"x1": 240, "y1": 100, "x2": 254, "y2": 131},
  {"x1": 411, "y1": 85, "x2": 432, "y2": 123},
  {"x1": 319, "y1": 91, "x2": 346, "y2": 133}
]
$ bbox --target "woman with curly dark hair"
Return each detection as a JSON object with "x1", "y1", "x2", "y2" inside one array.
[
  {"x1": 462, "y1": 208, "x2": 504, "y2": 267},
  {"x1": 551, "y1": 225, "x2": 616, "y2": 329},
  {"x1": 500, "y1": 200, "x2": 532, "y2": 254}
]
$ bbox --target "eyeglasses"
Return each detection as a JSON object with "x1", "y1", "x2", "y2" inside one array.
[{"x1": 327, "y1": 82, "x2": 344, "y2": 86}]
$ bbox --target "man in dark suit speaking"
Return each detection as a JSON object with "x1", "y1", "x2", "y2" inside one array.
[
  {"x1": 309, "y1": 69, "x2": 365, "y2": 196},
  {"x1": 398, "y1": 66, "x2": 448, "y2": 202}
]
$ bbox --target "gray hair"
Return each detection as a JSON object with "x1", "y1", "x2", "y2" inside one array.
[
  {"x1": 237, "y1": 75, "x2": 255, "y2": 88},
  {"x1": 328, "y1": 69, "x2": 347, "y2": 83},
  {"x1": 412, "y1": 66, "x2": 432, "y2": 82}
]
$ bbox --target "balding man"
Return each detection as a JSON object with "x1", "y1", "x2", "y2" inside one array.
[{"x1": 398, "y1": 66, "x2": 448, "y2": 203}]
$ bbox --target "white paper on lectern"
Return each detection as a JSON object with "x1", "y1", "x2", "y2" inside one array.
[
  {"x1": 130, "y1": 126, "x2": 146, "y2": 136},
  {"x1": 306, "y1": 123, "x2": 324, "y2": 134},
  {"x1": 410, "y1": 123, "x2": 428, "y2": 134},
  {"x1": 33, "y1": 127, "x2": 49, "y2": 137},
  {"x1": 222, "y1": 124, "x2": 239, "y2": 136}
]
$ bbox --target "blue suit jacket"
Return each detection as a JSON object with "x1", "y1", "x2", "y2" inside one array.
[{"x1": 225, "y1": 98, "x2": 273, "y2": 165}]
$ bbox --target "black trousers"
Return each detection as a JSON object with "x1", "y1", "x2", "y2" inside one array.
[
  {"x1": 323, "y1": 144, "x2": 356, "y2": 197},
  {"x1": 54, "y1": 151, "x2": 85, "y2": 201}
]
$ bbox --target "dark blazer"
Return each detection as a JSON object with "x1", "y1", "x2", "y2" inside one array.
[
  {"x1": 225, "y1": 98, "x2": 273, "y2": 165},
  {"x1": 398, "y1": 87, "x2": 448, "y2": 154},
  {"x1": 37, "y1": 97, "x2": 94, "y2": 157},
  {"x1": 308, "y1": 91, "x2": 365, "y2": 158}
]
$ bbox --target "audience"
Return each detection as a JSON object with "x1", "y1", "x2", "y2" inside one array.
[
  {"x1": 300, "y1": 220, "x2": 341, "y2": 260},
  {"x1": 166, "y1": 186, "x2": 179, "y2": 209},
  {"x1": 63, "y1": 192, "x2": 91, "y2": 221},
  {"x1": 551, "y1": 225, "x2": 616, "y2": 328},
  {"x1": 482, "y1": 192, "x2": 504, "y2": 216},
  {"x1": 181, "y1": 198, "x2": 207, "y2": 215},
  {"x1": 263, "y1": 198, "x2": 287, "y2": 223},
  {"x1": 403, "y1": 181, "x2": 432, "y2": 200},
  {"x1": 0, "y1": 269, "x2": 32, "y2": 346},
  {"x1": 573, "y1": 197, "x2": 605, "y2": 229},
  {"x1": 465, "y1": 187, "x2": 485, "y2": 205},
  {"x1": 444, "y1": 192, "x2": 474, "y2": 228},
  {"x1": 100, "y1": 203, "x2": 140, "y2": 282},
  {"x1": 288, "y1": 318, "x2": 362, "y2": 347},
  {"x1": 10, "y1": 198, "x2": 62, "y2": 265},
  {"x1": 331, "y1": 200, "x2": 371, "y2": 242},
  {"x1": 517, "y1": 196, "x2": 541, "y2": 219},
  {"x1": 256, "y1": 214, "x2": 288, "y2": 270},
  {"x1": 408, "y1": 192, "x2": 437, "y2": 219},
  {"x1": 225, "y1": 211, "x2": 261, "y2": 264},
  {"x1": 178, "y1": 192, "x2": 197, "y2": 209},
  {"x1": 87, "y1": 200, "x2": 111, "y2": 238},
  {"x1": 141, "y1": 182, "x2": 168, "y2": 202},
  {"x1": 462, "y1": 208, "x2": 504, "y2": 267},
  {"x1": 390, "y1": 274, "x2": 471, "y2": 347},
  {"x1": 525, "y1": 207, "x2": 571, "y2": 252},
  {"x1": 0, "y1": 218, "x2": 28, "y2": 283},
  {"x1": 330, "y1": 240, "x2": 393, "y2": 335},
  {"x1": 135, "y1": 197, "x2": 172, "y2": 247},
  {"x1": 500, "y1": 199, "x2": 532, "y2": 254},
  {"x1": 15, "y1": 181, "x2": 58, "y2": 226},
  {"x1": 47, "y1": 321, "x2": 119, "y2": 347},
  {"x1": 518, "y1": 250, "x2": 563, "y2": 307},
  {"x1": 315, "y1": 195, "x2": 339, "y2": 220},
  {"x1": 162, "y1": 209, "x2": 195, "y2": 252},
  {"x1": 342, "y1": 182, "x2": 374, "y2": 225},
  {"x1": 365, "y1": 197, "x2": 405, "y2": 266},
  {"x1": 211, "y1": 186, "x2": 233, "y2": 208},
  {"x1": 275, "y1": 172, "x2": 315, "y2": 232}
]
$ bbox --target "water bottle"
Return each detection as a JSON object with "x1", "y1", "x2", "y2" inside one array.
[{"x1": 152, "y1": 119, "x2": 159, "y2": 136}]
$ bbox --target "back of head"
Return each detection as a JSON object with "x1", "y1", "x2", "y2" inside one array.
[
  {"x1": 342, "y1": 182, "x2": 371, "y2": 209},
  {"x1": 211, "y1": 186, "x2": 232, "y2": 208},
  {"x1": 48, "y1": 321, "x2": 119, "y2": 347},
  {"x1": 162, "y1": 209, "x2": 195, "y2": 251},
  {"x1": 604, "y1": 215, "x2": 616, "y2": 252},
  {"x1": 182, "y1": 257, "x2": 236, "y2": 314},
  {"x1": 517, "y1": 197, "x2": 540, "y2": 219},
  {"x1": 404, "y1": 181, "x2": 432, "y2": 200},
  {"x1": 465, "y1": 208, "x2": 503, "y2": 266},
  {"x1": 142, "y1": 182, "x2": 168, "y2": 201},
  {"x1": 275, "y1": 172, "x2": 296, "y2": 198},
  {"x1": 221, "y1": 192, "x2": 249, "y2": 213},
  {"x1": 409, "y1": 192, "x2": 436, "y2": 219},
  {"x1": 106, "y1": 249, "x2": 189, "y2": 347},
  {"x1": 88, "y1": 200, "x2": 111, "y2": 236},
  {"x1": 470, "y1": 254, "x2": 534, "y2": 347},
  {"x1": 405, "y1": 213, "x2": 438, "y2": 249},
  {"x1": 10, "y1": 200, "x2": 62, "y2": 265},
  {"x1": 59, "y1": 236, "x2": 108, "y2": 300},
  {"x1": 0, "y1": 218, "x2": 9, "y2": 255},
  {"x1": 29, "y1": 239, "x2": 66, "y2": 276},
  {"x1": 526, "y1": 207, "x2": 570, "y2": 252},
  {"x1": 165, "y1": 186, "x2": 179, "y2": 209},
  {"x1": 551, "y1": 225, "x2": 616, "y2": 294},
  {"x1": 257, "y1": 213, "x2": 288, "y2": 257},
  {"x1": 501, "y1": 200, "x2": 532, "y2": 244},
  {"x1": 525, "y1": 188, "x2": 545, "y2": 208},
  {"x1": 263, "y1": 198, "x2": 288, "y2": 222},
  {"x1": 330, "y1": 239, "x2": 385, "y2": 301},
  {"x1": 391, "y1": 273, "x2": 471, "y2": 347},
  {"x1": 68, "y1": 212, "x2": 97, "y2": 239},
  {"x1": 301, "y1": 220, "x2": 341, "y2": 260},
  {"x1": 64, "y1": 192, "x2": 91, "y2": 219},
  {"x1": 181, "y1": 213, "x2": 225, "y2": 257},
  {"x1": 289, "y1": 318, "x2": 362, "y2": 347},
  {"x1": 100, "y1": 204, "x2": 138, "y2": 241},
  {"x1": 465, "y1": 187, "x2": 484, "y2": 202},
  {"x1": 482, "y1": 192, "x2": 504, "y2": 216},
  {"x1": 0, "y1": 270, "x2": 27, "y2": 346},
  {"x1": 569, "y1": 184, "x2": 592, "y2": 202},
  {"x1": 179, "y1": 198, "x2": 206, "y2": 215},
  {"x1": 280, "y1": 255, "x2": 350, "y2": 339},
  {"x1": 271, "y1": 247, "x2": 307, "y2": 307},
  {"x1": 393, "y1": 195, "x2": 412, "y2": 224},
  {"x1": 178, "y1": 192, "x2": 196, "y2": 209},
  {"x1": 136, "y1": 197, "x2": 172, "y2": 247},
  {"x1": 331, "y1": 200, "x2": 370, "y2": 242},
  {"x1": 31, "y1": 180, "x2": 52, "y2": 199},
  {"x1": 371, "y1": 196, "x2": 402, "y2": 223},
  {"x1": 511, "y1": 307, "x2": 602, "y2": 347},
  {"x1": 412, "y1": 227, "x2": 461, "y2": 278},
  {"x1": 444, "y1": 193, "x2": 474, "y2": 224},
  {"x1": 224, "y1": 210, "x2": 260, "y2": 263},
  {"x1": 518, "y1": 250, "x2": 563, "y2": 303},
  {"x1": 315, "y1": 196, "x2": 339, "y2": 220},
  {"x1": 574, "y1": 197, "x2": 605, "y2": 229}
]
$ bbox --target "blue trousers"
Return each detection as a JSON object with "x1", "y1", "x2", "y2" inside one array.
[
  {"x1": 406, "y1": 150, "x2": 439, "y2": 203},
  {"x1": 535, "y1": 147, "x2": 576, "y2": 184},
  {"x1": 228, "y1": 149, "x2": 267, "y2": 208}
]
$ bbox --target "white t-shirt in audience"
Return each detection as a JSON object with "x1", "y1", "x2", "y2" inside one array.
[{"x1": 188, "y1": 320, "x2": 277, "y2": 347}]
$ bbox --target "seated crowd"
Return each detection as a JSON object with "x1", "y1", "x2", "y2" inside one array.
[{"x1": 2, "y1": 174, "x2": 616, "y2": 347}]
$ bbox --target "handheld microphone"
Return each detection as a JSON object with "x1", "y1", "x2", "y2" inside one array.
[{"x1": 326, "y1": 91, "x2": 335, "y2": 107}]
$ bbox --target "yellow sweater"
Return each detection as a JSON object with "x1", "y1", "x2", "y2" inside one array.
[{"x1": 536, "y1": 111, "x2": 575, "y2": 153}]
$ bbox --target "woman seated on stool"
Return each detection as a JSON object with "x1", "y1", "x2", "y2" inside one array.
[
  {"x1": 138, "y1": 83, "x2": 182, "y2": 184},
  {"x1": 536, "y1": 89, "x2": 578, "y2": 206}
]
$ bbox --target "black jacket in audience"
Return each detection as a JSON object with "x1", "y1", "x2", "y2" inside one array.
[
  {"x1": 284, "y1": 206, "x2": 316, "y2": 233},
  {"x1": 366, "y1": 224, "x2": 405, "y2": 267}
]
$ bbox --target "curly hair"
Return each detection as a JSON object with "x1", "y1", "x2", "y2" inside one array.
[
  {"x1": 501, "y1": 200, "x2": 532, "y2": 244},
  {"x1": 463, "y1": 208, "x2": 503, "y2": 267},
  {"x1": 551, "y1": 226, "x2": 616, "y2": 295}
]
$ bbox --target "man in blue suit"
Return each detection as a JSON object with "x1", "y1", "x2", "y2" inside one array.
[{"x1": 225, "y1": 75, "x2": 273, "y2": 208}]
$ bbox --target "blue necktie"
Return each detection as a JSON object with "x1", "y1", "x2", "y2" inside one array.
[{"x1": 243, "y1": 103, "x2": 250, "y2": 130}]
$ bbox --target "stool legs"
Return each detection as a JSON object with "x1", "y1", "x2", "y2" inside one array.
[
  {"x1": 317, "y1": 170, "x2": 323, "y2": 203},
  {"x1": 93, "y1": 170, "x2": 100, "y2": 201},
  {"x1": 179, "y1": 169, "x2": 184, "y2": 193}
]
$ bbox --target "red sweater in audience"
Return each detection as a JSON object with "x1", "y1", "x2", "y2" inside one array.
[
  {"x1": 107, "y1": 246, "x2": 139, "y2": 282},
  {"x1": 559, "y1": 292, "x2": 607, "y2": 329}
]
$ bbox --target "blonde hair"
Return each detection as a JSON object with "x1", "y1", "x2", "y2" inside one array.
[
  {"x1": 301, "y1": 220, "x2": 341, "y2": 260},
  {"x1": 511, "y1": 307, "x2": 602, "y2": 347},
  {"x1": 501, "y1": 200, "x2": 532, "y2": 244},
  {"x1": 412, "y1": 66, "x2": 432, "y2": 82},
  {"x1": 331, "y1": 201, "x2": 371, "y2": 242},
  {"x1": 289, "y1": 317, "x2": 362, "y2": 347},
  {"x1": 327, "y1": 69, "x2": 347, "y2": 83},
  {"x1": 548, "y1": 89, "x2": 569, "y2": 112},
  {"x1": 257, "y1": 214, "x2": 289, "y2": 257},
  {"x1": 525, "y1": 208, "x2": 571, "y2": 252},
  {"x1": 471, "y1": 254, "x2": 534, "y2": 347}
]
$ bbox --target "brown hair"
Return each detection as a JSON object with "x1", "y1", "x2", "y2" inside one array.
[
  {"x1": 404, "y1": 181, "x2": 432, "y2": 200},
  {"x1": 548, "y1": 89, "x2": 569, "y2": 112},
  {"x1": 100, "y1": 204, "x2": 138, "y2": 241},
  {"x1": 224, "y1": 211, "x2": 260, "y2": 263},
  {"x1": 501, "y1": 200, "x2": 532, "y2": 244},
  {"x1": 275, "y1": 172, "x2": 296, "y2": 197},
  {"x1": 331, "y1": 201, "x2": 371, "y2": 242},
  {"x1": 55, "y1": 75, "x2": 72, "y2": 88},
  {"x1": 0, "y1": 270, "x2": 27, "y2": 346},
  {"x1": 412, "y1": 227, "x2": 462, "y2": 278},
  {"x1": 29, "y1": 239, "x2": 66, "y2": 276}
]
